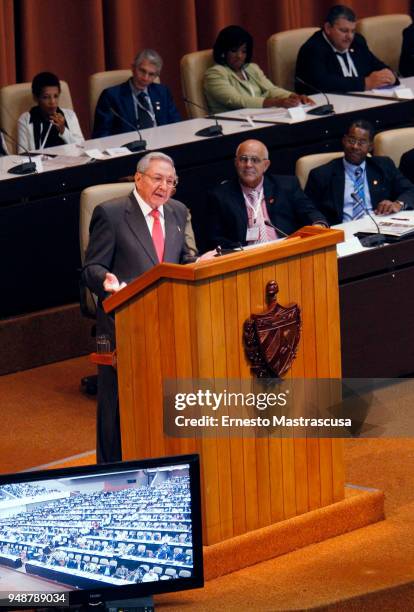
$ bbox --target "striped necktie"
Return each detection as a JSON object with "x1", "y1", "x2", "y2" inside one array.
[{"x1": 352, "y1": 167, "x2": 366, "y2": 220}]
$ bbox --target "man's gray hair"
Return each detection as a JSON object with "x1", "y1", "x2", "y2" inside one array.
[
  {"x1": 136, "y1": 151, "x2": 175, "y2": 174},
  {"x1": 133, "y1": 49, "x2": 163, "y2": 73}
]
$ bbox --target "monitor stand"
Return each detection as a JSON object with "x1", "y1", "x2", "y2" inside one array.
[
  {"x1": 105, "y1": 596, "x2": 154, "y2": 611},
  {"x1": 45, "y1": 598, "x2": 154, "y2": 612}
]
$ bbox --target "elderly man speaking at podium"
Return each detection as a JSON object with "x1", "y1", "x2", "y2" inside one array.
[{"x1": 82, "y1": 152, "x2": 198, "y2": 464}]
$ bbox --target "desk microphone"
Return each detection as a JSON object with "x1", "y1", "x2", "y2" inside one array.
[
  {"x1": 295, "y1": 77, "x2": 335, "y2": 116},
  {"x1": 109, "y1": 107, "x2": 146, "y2": 151},
  {"x1": 351, "y1": 192, "x2": 386, "y2": 247},
  {"x1": 0, "y1": 127, "x2": 37, "y2": 175},
  {"x1": 183, "y1": 97, "x2": 223, "y2": 137},
  {"x1": 264, "y1": 219, "x2": 289, "y2": 238}
]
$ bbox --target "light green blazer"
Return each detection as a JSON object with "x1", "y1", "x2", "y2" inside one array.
[{"x1": 203, "y1": 62, "x2": 292, "y2": 114}]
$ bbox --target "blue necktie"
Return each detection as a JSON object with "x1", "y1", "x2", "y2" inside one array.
[{"x1": 352, "y1": 167, "x2": 366, "y2": 220}]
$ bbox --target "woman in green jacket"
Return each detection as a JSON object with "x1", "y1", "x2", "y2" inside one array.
[{"x1": 204, "y1": 25, "x2": 312, "y2": 114}]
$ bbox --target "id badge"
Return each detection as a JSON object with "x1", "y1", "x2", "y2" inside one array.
[{"x1": 246, "y1": 226, "x2": 260, "y2": 242}]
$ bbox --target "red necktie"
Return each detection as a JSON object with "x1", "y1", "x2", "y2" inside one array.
[{"x1": 150, "y1": 208, "x2": 164, "y2": 262}]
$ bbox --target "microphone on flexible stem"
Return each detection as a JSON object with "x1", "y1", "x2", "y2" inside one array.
[
  {"x1": 183, "y1": 97, "x2": 223, "y2": 137},
  {"x1": 264, "y1": 219, "x2": 290, "y2": 238},
  {"x1": 351, "y1": 192, "x2": 386, "y2": 247},
  {"x1": 109, "y1": 107, "x2": 146, "y2": 152},
  {"x1": 0, "y1": 127, "x2": 37, "y2": 175},
  {"x1": 295, "y1": 77, "x2": 335, "y2": 116}
]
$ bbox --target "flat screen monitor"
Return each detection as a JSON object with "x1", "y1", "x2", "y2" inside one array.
[{"x1": 0, "y1": 453, "x2": 203, "y2": 610}]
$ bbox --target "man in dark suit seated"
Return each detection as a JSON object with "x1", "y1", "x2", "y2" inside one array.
[
  {"x1": 92, "y1": 49, "x2": 181, "y2": 138},
  {"x1": 206, "y1": 139, "x2": 327, "y2": 250},
  {"x1": 82, "y1": 151, "x2": 198, "y2": 463},
  {"x1": 296, "y1": 5, "x2": 396, "y2": 94},
  {"x1": 305, "y1": 119, "x2": 414, "y2": 226}
]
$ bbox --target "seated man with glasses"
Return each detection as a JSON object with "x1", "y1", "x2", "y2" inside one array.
[
  {"x1": 82, "y1": 151, "x2": 198, "y2": 463},
  {"x1": 305, "y1": 119, "x2": 414, "y2": 226},
  {"x1": 92, "y1": 49, "x2": 181, "y2": 138},
  {"x1": 207, "y1": 139, "x2": 327, "y2": 249}
]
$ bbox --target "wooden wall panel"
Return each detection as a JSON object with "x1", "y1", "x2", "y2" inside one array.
[
  {"x1": 143, "y1": 290, "x2": 165, "y2": 460},
  {"x1": 209, "y1": 275, "x2": 234, "y2": 541},
  {"x1": 223, "y1": 273, "x2": 247, "y2": 536},
  {"x1": 194, "y1": 279, "x2": 221, "y2": 544}
]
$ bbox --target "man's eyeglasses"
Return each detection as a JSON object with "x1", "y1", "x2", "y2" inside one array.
[
  {"x1": 344, "y1": 136, "x2": 370, "y2": 147},
  {"x1": 140, "y1": 172, "x2": 178, "y2": 188},
  {"x1": 135, "y1": 67, "x2": 159, "y2": 79},
  {"x1": 236, "y1": 155, "x2": 268, "y2": 165}
]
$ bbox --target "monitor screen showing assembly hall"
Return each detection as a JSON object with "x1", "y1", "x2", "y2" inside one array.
[{"x1": 0, "y1": 454, "x2": 203, "y2": 609}]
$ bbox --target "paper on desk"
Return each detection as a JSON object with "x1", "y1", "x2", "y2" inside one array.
[
  {"x1": 336, "y1": 236, "x2": 368, "y2": 257},
  {"x1": 104, "y1": 147, "x2": 131, "y2": 157},
  {"x1": 84, "y1": 149, "x2": 107, "y2": 160}
]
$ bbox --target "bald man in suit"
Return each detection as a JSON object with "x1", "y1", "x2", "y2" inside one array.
[{"x1": 82, "y1": 152, "x2": 198, "y2": 463}]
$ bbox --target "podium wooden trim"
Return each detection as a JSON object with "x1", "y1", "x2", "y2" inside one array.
[{"x1": 104, "y1": 227, "x2": 345, "y2": 545}]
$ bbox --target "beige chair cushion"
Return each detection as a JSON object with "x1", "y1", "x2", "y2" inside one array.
[
  {"x1": 180, "y1": 49, "x2": 214, "y2": 118},
  {"x1": 267, "y1": 28, "x2": 319, "y2": 91},
  {"x1": 296, "y1": 152, "x2": 344, "y2": 189},
  {"x1": 0, "y1": 81, "x2": 72, "y2": 154},
  {"x1": 88, "y1": 69, "x2": 132, "y2": 125},
  {"x1": 356, "y1": 14, "x2": 412, "y2": 72},
  {"x1": 374, "y1": 127, "x2": 414, "y2": 166},
  {"x1": 80, "y1": 182, "x2": 133, "y2": 316}
]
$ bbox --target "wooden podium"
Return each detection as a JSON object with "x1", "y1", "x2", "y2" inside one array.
[{"x1": 105, "y1": 227, "x2": 344, "y2": 545}]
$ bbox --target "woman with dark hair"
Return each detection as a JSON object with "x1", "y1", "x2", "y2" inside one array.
[
  {"x1": 17, "y1": 71, "x2": 83, "y2": 151},
  {"x1": 204, "y1": 25, "x2": 312, "y2": 114}
]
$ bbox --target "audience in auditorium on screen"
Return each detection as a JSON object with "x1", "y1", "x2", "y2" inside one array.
[
  {"x1": 206, "y1": 138, "x2": 328, "y2": 249},
  {"x1": 295, "y1": 5, "x2": 396, "y2": 94},
  {"x1": 0, "y1": 475, "x2": 193, "y2": 585},
  {"x1": 203, "y1": 25, "x2": 313, "y2": 114},
  {"x1": 92, "y1": 49, "x2": 181, "y2": 138},
  {"x1": 17, "y1": 72, "x2": 84, "y2": 153},
  {"x1": 304, "y1": 118, "x2": 414, "y2": 226}
]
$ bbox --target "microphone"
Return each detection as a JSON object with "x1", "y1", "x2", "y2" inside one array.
[
  {"x1": 0, "y1": 127, "x2": 37, "y2": 175},
  {"x1": 264, "y1": 219, "x2": 289, "y2": 238},
  {"x1": 214, "y1": 243, "x2": 243, "y2": 256},
  {"x1": 183, "y1": 97, "x2": 223, "y2": 137},
  {"x1": 109, "y1": 107, "x2": 146, "y2": 152},
  {"x1": 295, "y1": 77, "x2": 335, "y2": 116},
  {"x1": 351, "y1": 192, "x2": 386, "y2": 247}
]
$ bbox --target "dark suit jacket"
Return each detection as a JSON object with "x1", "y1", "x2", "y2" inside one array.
[
  {"x1": 399, "y1": 23, "x2": 414, "y2": 77},
  {"x1": 83, "y1": 192, "x2": 197, "y2": 311},
  {"x1": 305, "y1": 156, "x2": 414, "y2": 226},
  {"x1": 206, "y1": 174, "x2": 327, "y2": 249},
  {"x1": 400, "y1": 148, "x2": 414, "y2": 184},
  {"x1": 295, "y1": 30, "x2": 388, "y2": 93},
  {"x1": 92, "y1": 80, "x2": 181, "y2": 138}
]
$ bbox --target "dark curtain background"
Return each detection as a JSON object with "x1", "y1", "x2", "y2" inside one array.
[{"x1": 0, "y1": 0, "x2": 409, "y2": 136}]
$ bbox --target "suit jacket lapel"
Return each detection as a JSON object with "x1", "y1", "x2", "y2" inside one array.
[
  {"x1": 120, "y1": 81, "x2": 137, "y2": 129},
  {"x1": 125, "y1": 193, "x2": 158, "y2": 265},
  {"x1": 163, "y1": 204, "x2": 180, "y2": 262},
  {"x1": 332, "y1": 159, "x2": 345, "y2": 220},
  {"x1": 366, "y1": 159, "x2": 382, "y2": 208}
]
